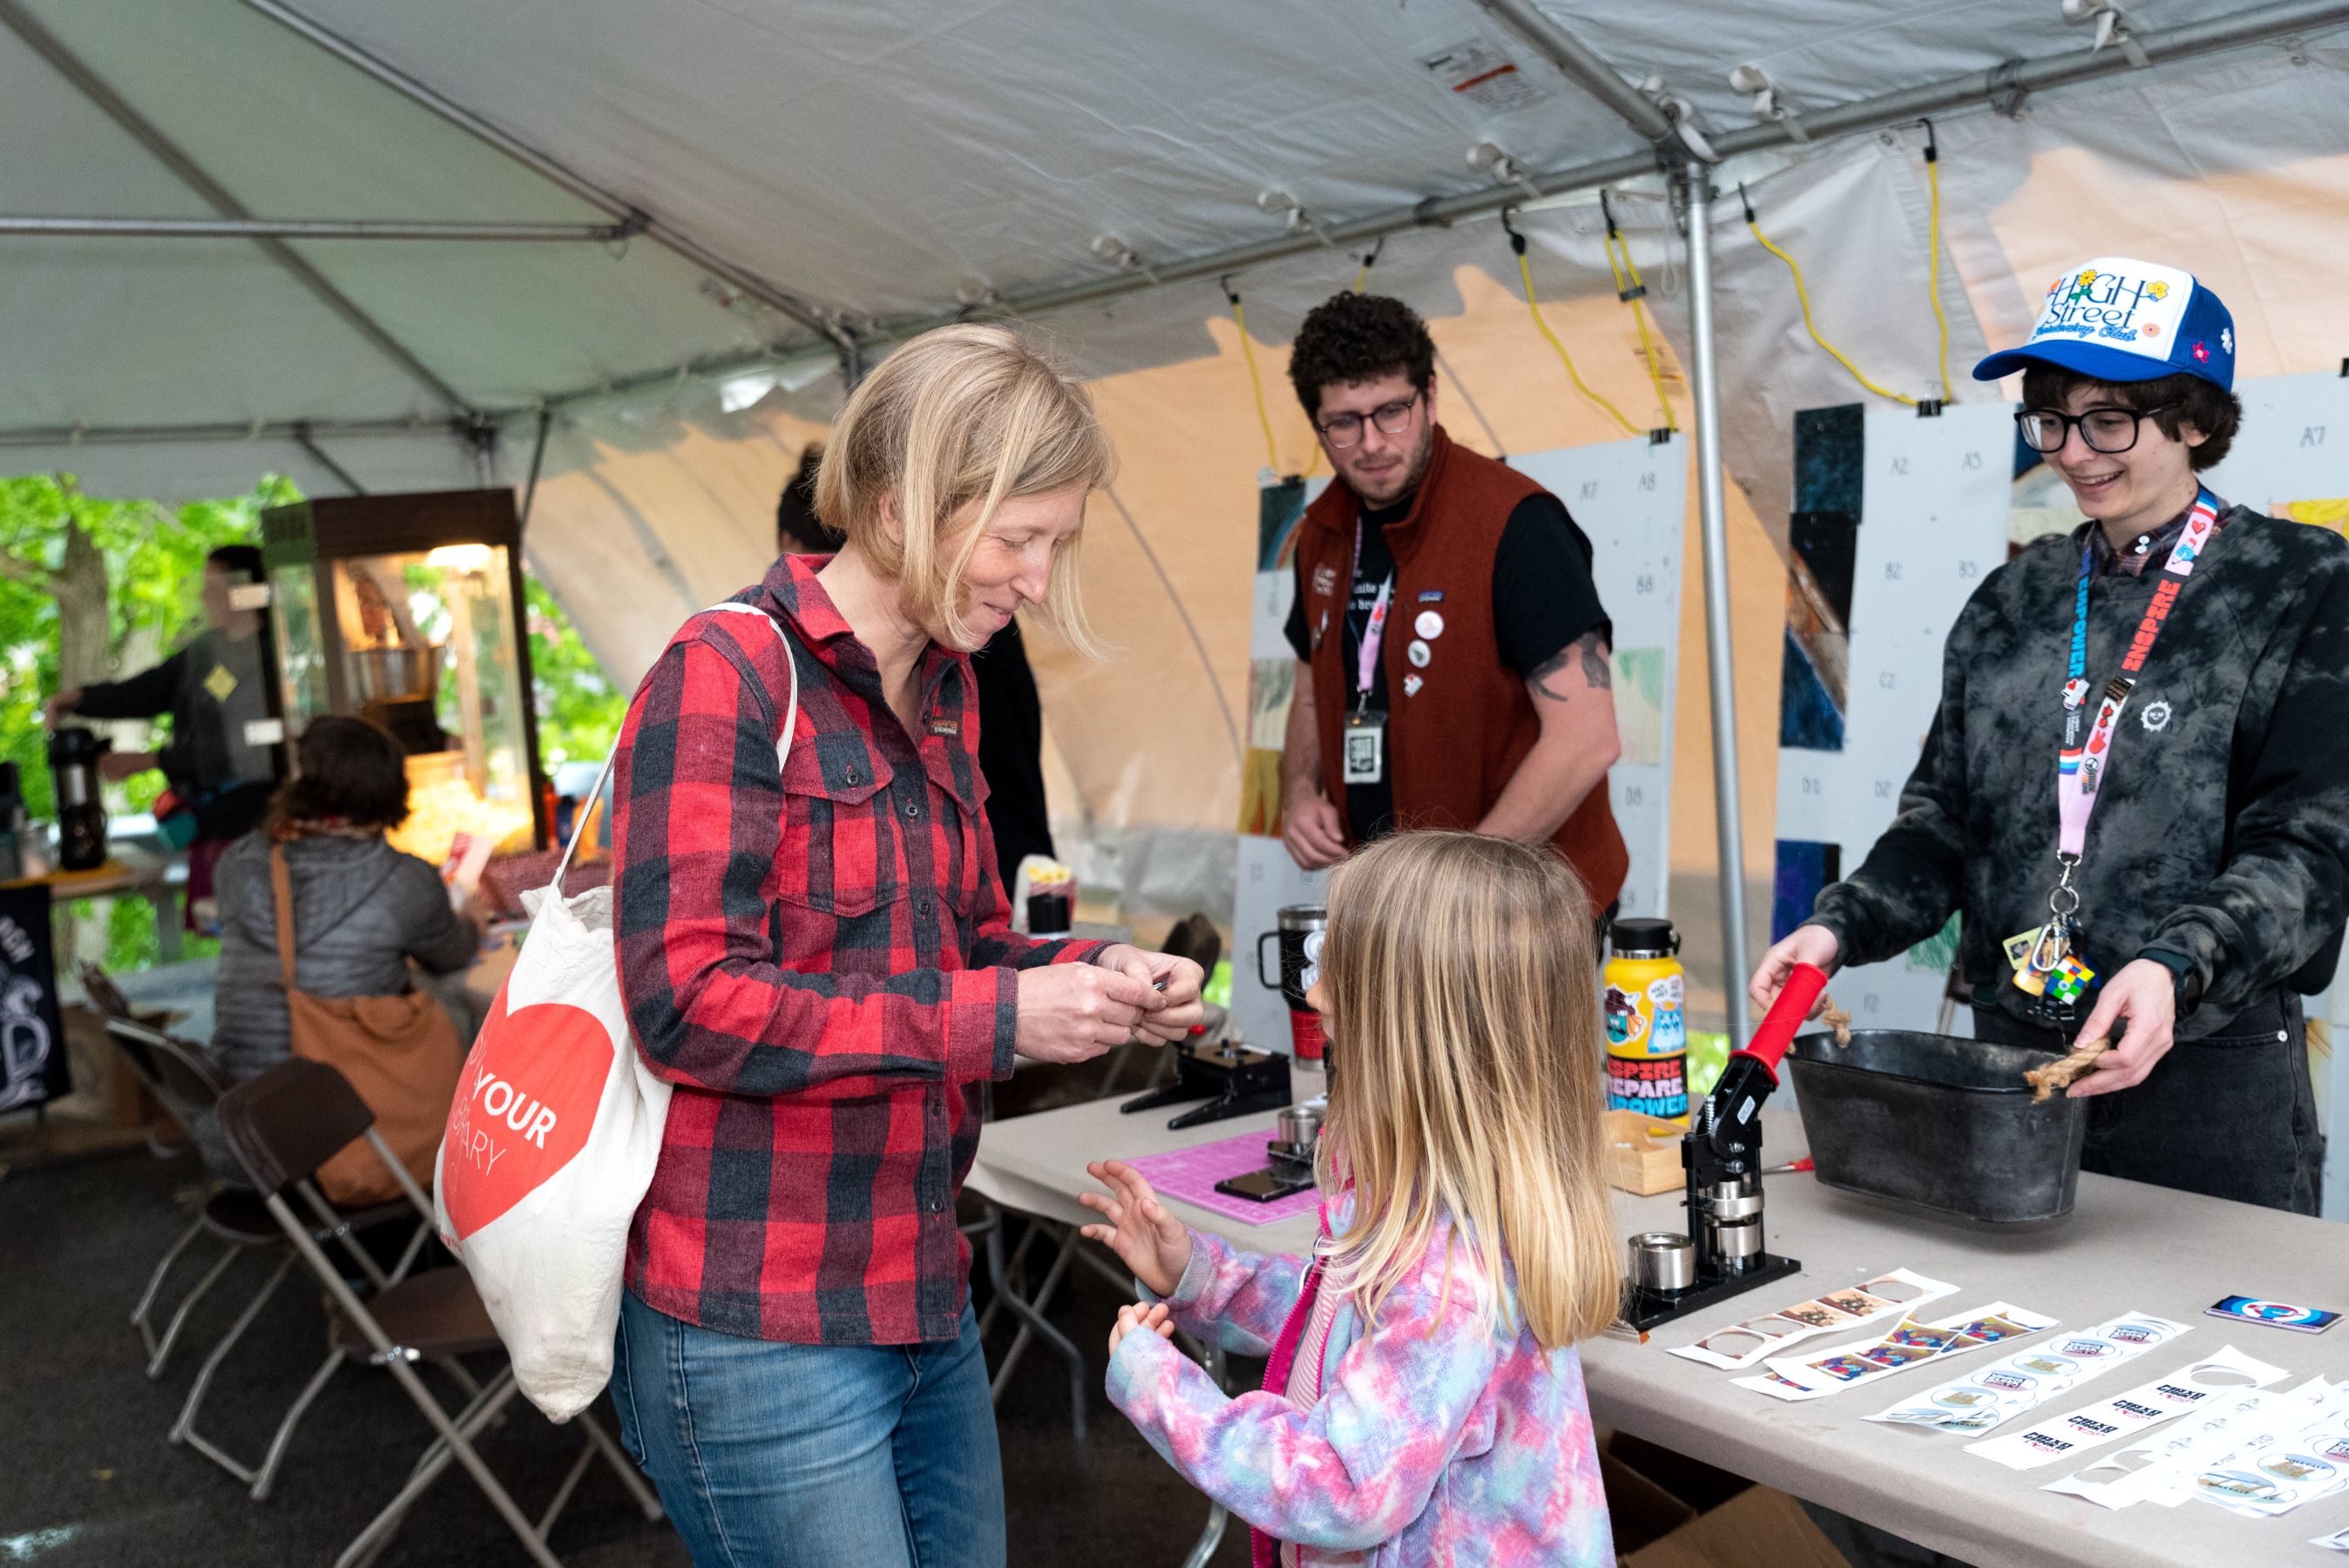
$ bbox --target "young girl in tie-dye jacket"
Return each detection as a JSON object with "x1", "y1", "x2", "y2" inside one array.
[{"x1": 1083, "y1": 830, "x2": 1620, "y2": 1567}]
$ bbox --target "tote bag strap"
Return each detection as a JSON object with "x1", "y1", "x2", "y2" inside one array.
[
  {"x1": 268, "y1": 842, "x2": 300, "y2": 990},
  {"x1": 551, "y1": 600, "x2": 802, "y2": 891}
]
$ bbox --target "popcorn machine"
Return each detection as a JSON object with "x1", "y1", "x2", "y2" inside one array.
[{"x1": 259, "y1": 489, "x2": 548, "y2": 861}]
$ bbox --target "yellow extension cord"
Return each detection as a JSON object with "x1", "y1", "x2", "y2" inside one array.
[
  {"x1": 1744, "y1": 125, "x2": 1953, "y2": 407},
  {"x1": 1513, "y1": 249, "x2": 1640, "y2": 436},
  {"x1": 1601, "y1": 219, "x2": 1679, "y2": 433},
  {"x1": 1228, "y1": 291, "x2": 1284, "y2": 472}
]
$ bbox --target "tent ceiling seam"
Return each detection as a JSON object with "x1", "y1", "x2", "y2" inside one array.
[{"x1": 0, "y1": 0, "x2": 478, "y2": 422}]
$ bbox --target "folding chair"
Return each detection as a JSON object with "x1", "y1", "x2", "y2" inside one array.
[
  {"x1": 103, "y1": 1015, "x2": 437, "y2": 1499},
  {"x1": 218, "y1": 1058, "x2": 661, "y2": 1568}
]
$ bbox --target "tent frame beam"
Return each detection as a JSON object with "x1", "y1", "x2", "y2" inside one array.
[
  {"x1": 1472, "y1": 0, "x2": 1678, "y2": 145},
  {"x1": 0, "y1": 214, "x2": 640, "y2": 241},
  {"x1": 0, "y1": 0, "x2": 477, "y2": 421},
  {"x1": 238, "y1": 0, "x2": 857, "y2": 357}
]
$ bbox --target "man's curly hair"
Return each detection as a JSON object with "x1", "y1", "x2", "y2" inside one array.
[{"x1": 1287, "y1": 293, "x2": 1435, "y2": 417}]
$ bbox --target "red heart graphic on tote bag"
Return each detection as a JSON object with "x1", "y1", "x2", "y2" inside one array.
[{"x1": 442, "y1": 983, "x2": 615, "y2": 1237}]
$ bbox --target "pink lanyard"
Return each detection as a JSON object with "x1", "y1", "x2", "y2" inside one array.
[
  {"x1": 2054, "y1": 490, "x2": 2219, "y2": 861},
  {"x1": 2041, "y1": 490, "x2": 2220, "y2": 946},
  {"x1": 1351, "y1": 517, "x2": 1393, "y2": 710}
]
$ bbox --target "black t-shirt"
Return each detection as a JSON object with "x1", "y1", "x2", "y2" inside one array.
[{"x1": 1283, "y1": 490, "x2": 1609, "y2": 841}]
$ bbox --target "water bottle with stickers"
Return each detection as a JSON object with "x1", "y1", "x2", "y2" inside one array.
[{"x1": 1603, "y1": 918, "x2": 1688, "y2": 1120}]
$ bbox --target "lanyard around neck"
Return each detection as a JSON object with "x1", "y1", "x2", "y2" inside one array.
[
  {"x1": 2054, "y1": 487, "x2": 2221, "y2": 862},
  {"x1": 1351, "y1": 516, "x2": 1394, "y2": 706}
]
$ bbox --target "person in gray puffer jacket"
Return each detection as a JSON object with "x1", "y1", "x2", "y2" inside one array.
[{"x1": 196, "y1": 716, "x2": 480, "y2": 1183}]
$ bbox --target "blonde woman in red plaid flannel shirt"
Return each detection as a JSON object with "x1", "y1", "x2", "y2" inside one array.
[{"x1": 609, "y1": 325, "x2": 1205, "y2": 1568}]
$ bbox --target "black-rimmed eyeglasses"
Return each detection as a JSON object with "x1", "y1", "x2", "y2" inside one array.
[
  {"x1": 2015, "y1": 403, "x2": 2181, "y2": 456},
  {"x1": 1317, "y1": 391, "x2": 1422, "y2": 449}
]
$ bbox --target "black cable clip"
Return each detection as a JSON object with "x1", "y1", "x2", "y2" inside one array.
[
  {"x1": 1916, "y1": 399, "x2": 1946, "y2": 418},
  {"x1": 1919, "y1": 117, "x2": 1939, "y2": 166},
  {"x1": 1736, "y1": 181, "x2": 1758, "y2": 226},
  {"x1": 1220, "y1": 274, "x2": 1242, "y2": 309},
  {"x1": 1600, "y1": 191, "x2": 1647, "y2": 303},
  {"x1": 1499, "y1": 206, "x2": 1527, "y2": 257}
]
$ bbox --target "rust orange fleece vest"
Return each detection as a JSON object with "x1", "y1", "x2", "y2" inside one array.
[{"x1": 1296, "y1": 424, "x2": 1628, "y2": 909}]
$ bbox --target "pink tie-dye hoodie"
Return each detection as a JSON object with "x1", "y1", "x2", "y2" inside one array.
[{"x1": 1105, "y1": 1202, "x2": 1615, "y2": 1567}]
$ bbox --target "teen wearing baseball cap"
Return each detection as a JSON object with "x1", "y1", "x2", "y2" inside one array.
[{"x1": 1752, "y1": 258, "x2": 2349, "y2": 1212}]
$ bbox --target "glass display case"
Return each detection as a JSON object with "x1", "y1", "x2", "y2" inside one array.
[{"x1": 260, "y1": 490, "x2": 548, "y2": 862}]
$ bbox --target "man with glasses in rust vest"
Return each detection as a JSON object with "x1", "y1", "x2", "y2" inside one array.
[{"x1": 1278, "y1": 292, "x2": 1628, "y2": 914}]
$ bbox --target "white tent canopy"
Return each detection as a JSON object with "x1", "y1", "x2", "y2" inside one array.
[{"x1": 12, "y1": 0, "x2": 2349, "y2": 1027}]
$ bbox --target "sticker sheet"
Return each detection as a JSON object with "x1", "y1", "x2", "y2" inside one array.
[
  {"x1": 1953, "y1": 1345, "x2": 2287, "y2": 1467},
  {"x1": 2190, "y1": 1379, "x2": 2349, "y2": 1518},
  {"x1": 1667, "y1": 1267, "x2": 1957, "y2": 1371},
  {"x1": 2043, "y1": 1377, "x2": 2334, "y2": 1511},
  {"x1": 1734, "y1": 1301, "x2": 2055, "y2": 1403},
  {"x1": 1863, "y1": 1310, "x2": 2193, "y2": 1436}
]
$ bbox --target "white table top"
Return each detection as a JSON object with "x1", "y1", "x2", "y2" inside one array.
[{"x1": 971, "y1": 1094, "x2": 2349, "y2": 1568}]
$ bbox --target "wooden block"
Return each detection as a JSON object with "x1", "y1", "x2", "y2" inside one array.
[{"x1": 1604, "y1": 1108, "x2": 1685, "y2": 1196}]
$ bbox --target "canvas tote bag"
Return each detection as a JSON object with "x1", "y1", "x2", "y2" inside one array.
[
  {"x1": 435, "y1": 601, "x2": 799, "y2": 1421},
  {"x1": 272, "y1": 843, "x2": 467, "y2": 1206}
]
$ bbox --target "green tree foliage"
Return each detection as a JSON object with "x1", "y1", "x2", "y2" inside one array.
[{"x1": 525, "y1": 577, "x2": 626, "y2": 773}]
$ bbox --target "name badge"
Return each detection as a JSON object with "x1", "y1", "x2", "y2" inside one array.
[{"x1": 1342, "y1": 710, "x2": 1385, "y2": 786}]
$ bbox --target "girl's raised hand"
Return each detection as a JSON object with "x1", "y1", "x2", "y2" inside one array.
[
  {"x1": 1080, "y1": 1159, "x2": 1193, "y2": 1299},
  {"x1": 1109, "y1": 1301, "x2": 1174, "y2": 1356}
]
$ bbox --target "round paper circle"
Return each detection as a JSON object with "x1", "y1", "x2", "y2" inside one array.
[{"x1": 1415, "y1": 610, "x2": 1445, "y2": 639}]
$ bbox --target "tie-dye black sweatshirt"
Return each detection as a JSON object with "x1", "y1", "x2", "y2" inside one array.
[{"x1": 1808, "y1": 505, "x2": 2349, "y2": 1037}]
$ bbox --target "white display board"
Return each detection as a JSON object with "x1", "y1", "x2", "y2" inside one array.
[
  {"x1": 1773, "y1": 401, "x2": 2012, "y2": 1034},
  {"x1": 1509, "y1": 433, "x2": 1689, "y2": 922}
]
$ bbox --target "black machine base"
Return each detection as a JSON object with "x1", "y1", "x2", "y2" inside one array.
[
  {"x1": 1619, "y1": 1252, "x2": 1802, "y2": 1334},
  {"x1": 1120, "y1": 1043, "x2": 1291, "y2": 1130}
]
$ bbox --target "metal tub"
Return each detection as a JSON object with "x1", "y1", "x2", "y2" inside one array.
[{"x1": 1787, "y1": 1030, "x2": 2088, "y2": 1225}]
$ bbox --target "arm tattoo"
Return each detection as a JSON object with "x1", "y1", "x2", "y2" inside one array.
[
  {"x1": 1577, "y1": 629, "x2": 1614, "y2": 689},
  {"x1": 1528, "y1": 630, "x2": 1614, "y2": 702}
]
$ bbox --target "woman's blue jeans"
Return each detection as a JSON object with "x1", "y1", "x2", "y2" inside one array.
[{"x1": 612, "y1": 1289, "x2": 1005, "y2": 1568}]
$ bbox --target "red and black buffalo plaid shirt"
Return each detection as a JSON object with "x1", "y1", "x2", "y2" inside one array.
[{"x1": 613, "y1": 553, "x2": 1103, "y2": 1345}]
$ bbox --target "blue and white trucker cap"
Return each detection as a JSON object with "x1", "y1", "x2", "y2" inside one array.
[{"x1": 1973, "y1": 257, "x2": 2235, "y2": 391}]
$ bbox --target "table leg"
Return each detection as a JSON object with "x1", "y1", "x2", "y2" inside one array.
[
  {"x1": 1177, "y1": 1337, "x2": 1230, "y2": 1568},
  {"x1": 991, "y1": 1223, "x2": 1083, "y2": 1395},
  {"x1": 982, "y1": 1205, "x2": 1089, "y2": 1443},
  {"x1": 149, "y1": 889, "x2": 182, "y2": 963}
]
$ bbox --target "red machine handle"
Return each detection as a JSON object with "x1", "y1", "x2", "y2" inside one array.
[{"x1": 1735, "y1": 962, "x2": 1829, "y2": 1082}]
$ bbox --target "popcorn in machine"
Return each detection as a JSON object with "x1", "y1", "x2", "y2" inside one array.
[{"x1": 260, "y1": 489, "x2": 549, "y2": 862}]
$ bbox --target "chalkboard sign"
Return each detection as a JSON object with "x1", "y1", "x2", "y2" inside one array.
[{"x1": 0, "y1": 884, "x2": 67, "y2": 1113}]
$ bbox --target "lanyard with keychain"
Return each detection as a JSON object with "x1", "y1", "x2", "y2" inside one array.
[
  {"x1": 2008, "y1": 487, "x2": 2222, "y2": 1017},
  {"x1": 1340, "y1": 514, "x2": 1396, "y2": 787}
]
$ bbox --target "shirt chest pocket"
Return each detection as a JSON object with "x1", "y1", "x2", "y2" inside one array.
[{"x1": 777, "y1": 729, "x2": 899, "y2": 918}]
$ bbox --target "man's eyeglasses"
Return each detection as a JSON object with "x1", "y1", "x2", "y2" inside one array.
[
  {"x1": 1317, "y1": 391, "x2": 1422, "y2": 449},
  {"x1": 2015, "y1": 403, "x2": 2181, "y2": 456}
]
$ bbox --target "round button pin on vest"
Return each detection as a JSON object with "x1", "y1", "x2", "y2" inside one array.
[
  {"x1": 1406, "y1": 639, "x2": 1432, "y2": 668},
  {"x1": 1415, "y1": 610, "x2": 1445, "y2": 639}
]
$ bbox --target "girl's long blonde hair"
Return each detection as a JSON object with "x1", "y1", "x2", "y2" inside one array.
[
  {"x1": 1317, "y1": 831, "x2": 1620, "y2": 1350},
  {"x1": 816, "y1": 323, "x2": 1111, "y2": 654}
]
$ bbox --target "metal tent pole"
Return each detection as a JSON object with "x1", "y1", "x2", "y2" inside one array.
[
  {"x1": 0, "y1": 215, "x2": 634, "y2": 241},
  {"x1": 1677, "y1": 166, "x2": 1752, "y2": 1046},
  {"x1": 0, "y1": 0, "x2": 473, "y2": 420},
  {"x1": 239, "y1": 0, "x2": 855, "y2": 357}
]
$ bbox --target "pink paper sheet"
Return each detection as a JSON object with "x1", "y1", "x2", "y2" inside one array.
[{"x1": 1126, "y1": 1128, "x2": 1322, "y2": 1227}]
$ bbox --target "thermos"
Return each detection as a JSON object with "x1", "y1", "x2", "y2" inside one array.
[
  {"x1": 1604, "y1": 916, "x2": 1688, "y2": 1119},
  {"x1": 1256, "y1": 904, "x2": 1328, "y2": 1099},
  {"x1": 48, "y1": 727, "x2": 110, "y2": 873}
]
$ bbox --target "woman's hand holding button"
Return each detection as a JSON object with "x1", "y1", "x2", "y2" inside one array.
[
  {"x1": 1014, "y1": 963, "x2": 1156, "y2": 1064},
  {"x1": 1095, "y1": 944, "x2": 1205, "y2": 1046}
]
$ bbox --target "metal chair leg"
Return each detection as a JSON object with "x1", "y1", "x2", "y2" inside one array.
[
  {"x1": 171, "y1": 1252, "x2": 295, "y2": 1479},
  {"x1": 148, "y1": 1242, "x2": 242, "y2": 1381},
  {"x1": 132, "y1": 1214, "x2": 207, "y2": 1375},
  {"x1": 336, "y1": 1363, "x2": 558, "y2": 1568},
  {"x1": 572, "y1": 1409, "x2": 663, "y2": 1521},
  {"x1": 983, "y1": 1211, "x2": 1087, "y2": 1443},
  {"x1": 977, "y1": 1209, "x2": 1044, "y2": 1342},
  {"x1": 1178, "y1": 1342, "x2": 1231, "y2": 1568},
  {"x1": 247, "y1": 1349, "x2": 343, "y2": 1499},
  {"x1": 991, "y1": 1223, "x2": 1082, "y2": 1395}
]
